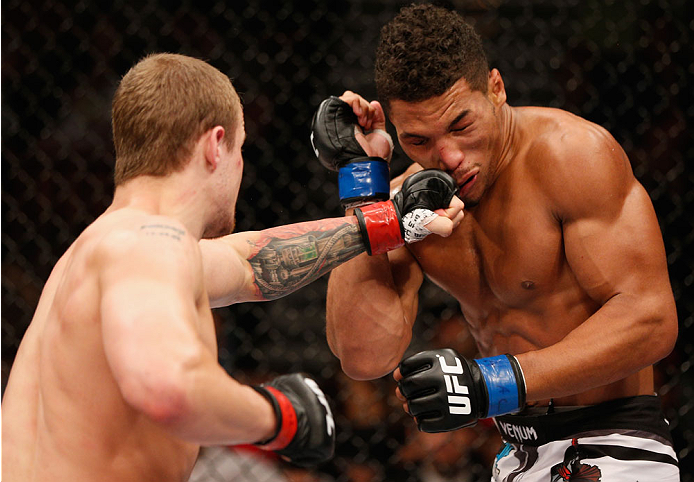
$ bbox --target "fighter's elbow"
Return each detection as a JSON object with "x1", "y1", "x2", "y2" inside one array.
[
  {"x1": 339, "y1": 353, "x2": 400, "y2": 381},
  {"x1": 640, "y1": 300, "x2": 678, "y2": 363},
  {"x1": 330, "y1": 330, "x2": 405, "y2": 380},
  {"x1": 652, "y1": 309, "x2": 678, "y2": 362},
  {"x1": 118, "y1": 365, "x2": 192, "y2": 426}
]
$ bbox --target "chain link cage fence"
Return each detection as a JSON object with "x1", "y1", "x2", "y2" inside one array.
[{"x1": 2, "y1": 0, "x2": 692, "y2": 480}]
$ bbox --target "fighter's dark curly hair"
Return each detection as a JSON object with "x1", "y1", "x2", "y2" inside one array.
[{"x1": 375, "y1": 4, "x2": 489, "y2": 112}]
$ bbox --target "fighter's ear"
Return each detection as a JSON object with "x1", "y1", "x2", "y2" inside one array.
[
  {"x1": 487, "y1": 69, "x2": 507, "y2": 107},
  {"x1": 204, "y1": 126, "x2": 226, "y2": 172}
]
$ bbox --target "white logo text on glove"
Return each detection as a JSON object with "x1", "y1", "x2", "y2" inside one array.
[{"x1": 437, "y1": 354, "x2": 472, "y2": 415}]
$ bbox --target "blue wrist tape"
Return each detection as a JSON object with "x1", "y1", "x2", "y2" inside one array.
[
  {"x1": 338, "y1": 159, "x2": 390, "y2": 204},
  {"x1": 475, "y1": 355, "x2": 521, "y2": 417}
]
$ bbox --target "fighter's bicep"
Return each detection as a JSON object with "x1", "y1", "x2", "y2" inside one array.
[
  {"x1": 199, "y1": 234, "x2": 256, "y2": 307},
  {"x1": 388, "y1": 246, "x2": 424, "y2": 325},
  {"x1": 98, "y1": 236, "x2": 202, "y2": 391},
  {"x1": 562, "y1": 182, "x2": 670, "y2": 304},
  {"x1": 387, "y1": 164, "x2": 427, "y2": 323}
]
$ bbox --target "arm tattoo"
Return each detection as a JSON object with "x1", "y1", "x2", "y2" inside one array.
[
  {"x1": 248, "y1": 218, "x2": 365, "y2": 300},
  {"x1": 140, "y1": 224, "x2": 185, "y2": 241}
]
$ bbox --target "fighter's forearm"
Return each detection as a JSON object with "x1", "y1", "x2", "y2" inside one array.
[
  {"x1": 326, "y1": 252, "x2": 417, "y2": 380},
  {"x1": 158, "y1": 358, "x2": 277, "y2": 445},
  {"x1": 246, "y1": 217, "x2": 366, "y2": 301},
  {"x1": 204, "y1": 170, "x2": 460, "y2": 306},
  {"x1": 516, "y1": 292, "x2": 678, "y2": 402},
  {"x1": 118, "y1": 342, "x2": 276, "y2": 445},
  {"x1": 202, "y1": 217, "x2": 366, "y2": 306}
]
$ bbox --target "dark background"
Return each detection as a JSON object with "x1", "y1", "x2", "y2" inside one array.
[{"x1": 3, "y1": 0, "x2": 692, "y2": 480}]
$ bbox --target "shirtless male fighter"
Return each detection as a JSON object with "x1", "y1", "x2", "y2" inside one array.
[
  {"x1": 1, "y1": 53, "x2": 463, "y2": 481},
  {"x1": 318, "y1": 4, "x2": 679, "y2": 480}
]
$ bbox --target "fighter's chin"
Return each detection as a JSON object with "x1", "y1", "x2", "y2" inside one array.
[
  {"x1": 203, "y1": 217, "x2": 235, "y2": 239},
  {"x1": 457, "y1": 183, "x2": 483, "y2": 208},
  {"x1": 458, "y1": 191, "x2": 481, "y2": 209}
]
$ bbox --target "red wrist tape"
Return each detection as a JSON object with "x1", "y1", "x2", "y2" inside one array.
[
  {"x1": 355, "y1": 201, "x2": 404, "y2": 256},
  {"x1": 257, "y1": 386, "x2": 298, "y2": 451}
]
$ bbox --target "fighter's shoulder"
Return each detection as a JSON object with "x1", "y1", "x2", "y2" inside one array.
[
  {"x1": 522, "y1": 107, "x2": 635, "y2": 214},
  {"x1": 92, "y1": 212, "x2": 199, "y2": 271},
  {"x1": 524, "y1": 107, "x2": 626, "y2": 171}
]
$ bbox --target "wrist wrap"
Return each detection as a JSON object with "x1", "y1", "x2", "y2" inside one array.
[
  {"x1": 253, "y1": 386, "x2": 298, "y2": 450},
  {"x1": 338, "y1": 159, "x2": 390, "y2": 208},
  {"x1": 474, "y1": 355, "x2": 526, "y2": 418},
  {"x1": 354, "y1": 201, "x2": 404, "y2": 256}
]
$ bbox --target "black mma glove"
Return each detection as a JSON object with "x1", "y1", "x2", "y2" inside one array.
[
  {"x1": 398, "y1": 348, "x2": 526, "y2": 433},
  {"x1": 354, "y1": 169, "x2": 457, "y2": 255},
  {"x1": 253, "y1": 373, "x2": 335, "y2": 466},
  {"x1": 310, "y1": 95, "x2": 393, "y2": 208}
]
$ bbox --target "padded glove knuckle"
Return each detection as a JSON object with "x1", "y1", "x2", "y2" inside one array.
[
  {"x1": 310, "y1": 96, "x2": 368, "y2": 171},
  {"x1": 256, "y1": 373, "x2": 335, "y2": 466},
  {"x1": 394, "y1": 169, "x2": 458, "y2": 215}
]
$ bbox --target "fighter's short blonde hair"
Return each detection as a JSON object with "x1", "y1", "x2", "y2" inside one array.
[{"x1": 112, "y1": 53, "x2": 241, "y2": 186}]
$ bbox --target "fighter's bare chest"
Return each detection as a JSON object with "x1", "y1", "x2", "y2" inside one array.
[{"x1": 409, "y1": 196, "x2": 565, "y2": 316}]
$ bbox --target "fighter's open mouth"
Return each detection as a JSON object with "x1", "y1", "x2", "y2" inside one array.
[
  {"x1": 458, "y1": 173, "x2": 478, "y2": 197},
  {"x1": 460, "y1": 175, "x2": 475, "y2": 187}
]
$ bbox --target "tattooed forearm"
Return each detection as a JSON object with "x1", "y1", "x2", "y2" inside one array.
[{"x1": 248, "y1": 218, "x2": 365, "y2": 300}]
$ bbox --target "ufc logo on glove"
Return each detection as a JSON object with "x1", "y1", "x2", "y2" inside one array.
[
  {"x1": 397, "y1": 348, "x2": 526, "y2": 432},
  {"x1": 437, "y1": 353, "x2": 472, "y2": 415}
]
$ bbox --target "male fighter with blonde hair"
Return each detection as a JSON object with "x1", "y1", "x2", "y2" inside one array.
[{"x1": 2, "y1": 52, "x2": 463, "y2": 481}]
